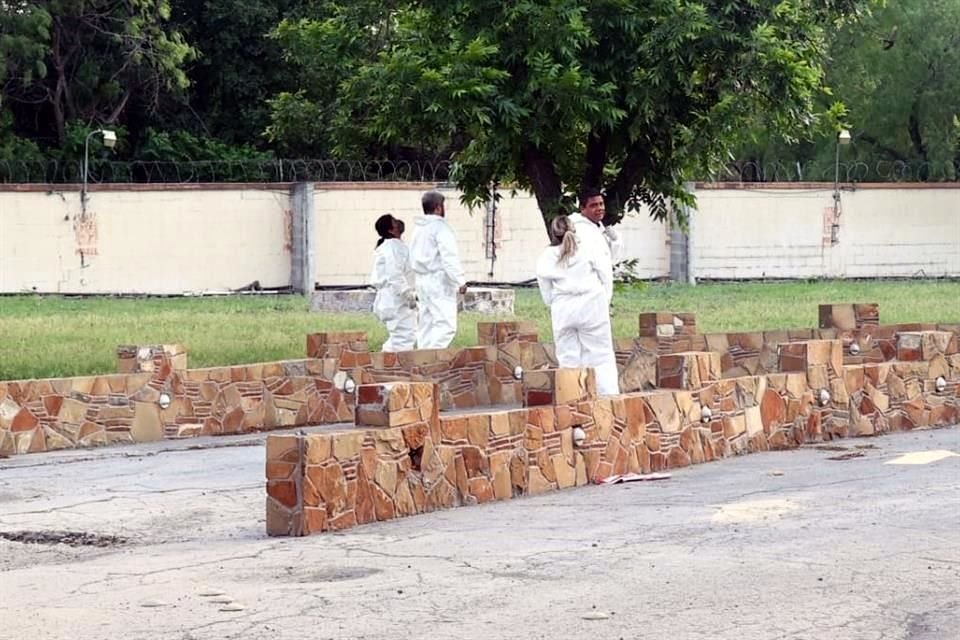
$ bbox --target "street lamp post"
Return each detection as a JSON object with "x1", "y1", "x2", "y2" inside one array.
[
  {"x1": 831, "y1": 129, "x2": 851, "y2": 245},
  {"x1": 81, "y1": 129, "x2": 117, "y2": 214}
]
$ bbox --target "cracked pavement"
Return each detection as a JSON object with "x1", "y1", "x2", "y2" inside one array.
[{"x1": 1, "y1": 427, "x2": 959, "y2": 640}]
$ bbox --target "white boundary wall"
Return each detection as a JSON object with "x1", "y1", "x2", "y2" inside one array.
[
  {"x1": 690, "y1": 184, "x2": 960, "y2": 279},
  {"x1": 310, "y1": 185, "x2": 668, "y2": 286},
  {"x1": 0, "y1": 182, "x2": 956, "y2": 294},
  {"x1": 0, "y1": 185, "x2": 293, "y2": 294}
]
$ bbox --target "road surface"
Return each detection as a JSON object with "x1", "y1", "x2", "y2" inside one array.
[{"x1": 1, "y1": 427, "x2": 959, "y2": 640}]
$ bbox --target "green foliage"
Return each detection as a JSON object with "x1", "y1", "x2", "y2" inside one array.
[
  {"x1": 5, "y1": 0, "x2": 956, "y2": 191},
  {"x1": 270, "y1": 0, "x2": 872, "y2": 225},
  {"x1": 0, "y1": 111, "x2": 45, "y2": 180},
  {"x1": 831, "y1": 0, "x2": 960, "y2": 178},
  {"x1": 136, "y1": 129, "x2": 271, "y2": 162},
  {"x1": 164, "y1": 0, "x2": 308, "y2": 146},
  {"x1": 0, "y1": 2, "x2": 51, "y2": 85},
  {"x1": 2, "y1": 0, "x2": 194, "y2": 150},
  {"x1": 731, "y1": 0, "x2": 960, "y2": 181}
]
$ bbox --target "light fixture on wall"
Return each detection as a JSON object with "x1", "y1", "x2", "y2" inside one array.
[
  {"x1": 333, "y1": 371, "x2": 356, "y2": 394},
  {"x1": 818, "y1": 388, "x2": 832, "y2": 407},
  {"x1": 82, "y1": 129, "x2": 118, "y2": 213},
  {"x1": 935, "y1": 376, "x2": 947, "y2": 393},
  {"x1": 849, "y1": 342, "x2": 861, "y2": 356},
  {"x1": 700, "y1": 406, "x2": 713, "y2": 423},
  {"x1": 158, "y1": 392, "x2": 172, "y2": 409},
  {"x1": 513, "y1": 365, "x2": 523, "y2": 380},
  {"x1": 572, "y1": 426, "x2": 586, "y2": 447},
  {"x1": 831, "y1": 129, "x2": 852, "y2": 245}
]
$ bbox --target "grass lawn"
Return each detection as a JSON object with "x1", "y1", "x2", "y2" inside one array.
[{"x1": 1, "y1": 279, "x2": 958, "y2": 381}]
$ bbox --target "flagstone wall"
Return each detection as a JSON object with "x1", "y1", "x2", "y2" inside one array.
[{"x1": 2, "y1": 306, "x2": 957, "y2": 461}]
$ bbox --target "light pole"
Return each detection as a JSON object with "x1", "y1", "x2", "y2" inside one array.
[
  {"x1": 81, "y1": 129, "x2": 117, "y2": 213},
  {"x1": 831, "y1": 129, "x2": 851, "y2": 244}
]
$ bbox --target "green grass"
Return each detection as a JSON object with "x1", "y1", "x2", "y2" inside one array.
[{"x1": 1, "y1": 280, "x2": 958, "y2": 381}]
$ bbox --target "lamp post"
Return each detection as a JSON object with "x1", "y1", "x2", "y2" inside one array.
[
  {"x1": 831, "y1": 129, "x2": 851, "y2": 244},
  {"x1": 81, "y1": 129, "x2": 117, "y2": 213}
]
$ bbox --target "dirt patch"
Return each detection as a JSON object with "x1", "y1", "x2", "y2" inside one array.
[{"x1": 0, "y1": 530, "x2": 128, "y2": 547}]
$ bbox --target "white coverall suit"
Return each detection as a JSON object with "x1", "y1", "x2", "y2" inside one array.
[
  {"x1": 570, "y1": 212, "x2": 623, "y2": 264},
  {"x1": 409, "y1": 215, "x2": 466, "y2": 349},
  {"x1": 369, "y1": 238, "x2": 417, "y2": 352},
  {"x1": 538, "y1": 216, "x2": 621, "y2": 396}
]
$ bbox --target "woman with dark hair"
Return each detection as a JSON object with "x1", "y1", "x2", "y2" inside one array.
[
  {"x1": 536, "y1": 215, "x2": 619, "y2": 396},
  {"x1": 369, "y1": 213, "x2": 417, "y2": 351}
]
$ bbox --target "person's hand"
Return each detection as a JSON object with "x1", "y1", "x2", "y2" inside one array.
[
  {"x1": 604, "y1": 225, "x2": 620, "y2": 243},
  {"x1": 403, "y1": 291, "x2": 417, "y2": 309},
  {"x1": 458, "y1": 285, "x2": 468, "y2": 295}
]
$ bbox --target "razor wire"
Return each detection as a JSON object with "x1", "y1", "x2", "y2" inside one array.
[
  {"x1": 0, "y1": 158, "x2": 455, "y2": 184},
  {"x1": 707, "y1": 159, "x2": 959, "y2": 183},
  {"x1": 1, "y1": 157, "x2": 957, "y2": 184}
]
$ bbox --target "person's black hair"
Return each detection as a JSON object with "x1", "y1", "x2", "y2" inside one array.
[
  {"x1": 375, "y1": 213, "x2": 395, "y2": 248},
  {"x1": 578, "y1": 187, "x2": 603, "y2": 208}
]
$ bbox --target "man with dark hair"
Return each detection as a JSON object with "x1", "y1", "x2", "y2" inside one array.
[
  {"x1": 409, "y1": 190, "x2": 466, "y2": 348},
  {"x1": 565, "y1": 187, "x2": 621, "y2": 395},
  {"x1": 572, "y1": 188, "x2": 622, "y2": 260}
]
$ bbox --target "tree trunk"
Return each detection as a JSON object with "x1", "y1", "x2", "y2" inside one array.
[
  {"x1": 605, "y1": 149, "x2": 649, "y2": 223},
  {"x1": 522, "y1": 146, "x2": 564, "y2": 236},
  {"x1": 580, "y1": 131, "x2": 608, "y2": 194},
  {"x1": 106, "y1": 90, "x2": 131, "y2": 124},
  {"x1": 51, "y1": 23, "x2": 67, "y2": 145},
  {"x1": 908, "y1": 100, "x2": 930, "y2": 181}
]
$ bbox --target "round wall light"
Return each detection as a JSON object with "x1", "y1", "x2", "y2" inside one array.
[{"x1": 818, "y1": 389, "x2": 831, "y2": 407}]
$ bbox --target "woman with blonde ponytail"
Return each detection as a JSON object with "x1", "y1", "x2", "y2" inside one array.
[{"x1": 535, "y1": 215, "x2": 619, "y2": 396}]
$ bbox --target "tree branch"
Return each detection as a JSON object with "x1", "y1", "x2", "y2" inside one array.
[{"x1": 106, "y1": 90, "x2": 131, "y2": 124}]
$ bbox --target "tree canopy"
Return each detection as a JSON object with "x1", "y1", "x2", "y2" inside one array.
[
  {"x1": 269, "y1": 0, "x2": 873, "y2": 223},
  {"x1": 1, "y1": 0, "x2": 957, "y2": 216}
]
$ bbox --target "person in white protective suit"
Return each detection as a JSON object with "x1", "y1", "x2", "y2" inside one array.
[
  {"x1": 369, "y1": 214, "x2": 417, "y2": 352},
  {"x1": 409, "y1": 191, "x2": 466, "y2": 349},
  {"x1": 568, "y1": 187, "x2": 623, "y2": 266},
  {"x1": 536, "y1": 213, "x2": 621, "y2": 397}
]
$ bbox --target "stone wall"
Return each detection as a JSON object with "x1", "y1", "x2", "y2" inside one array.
[
  {"x1": 307, "y1": 323, "x2": 555, "y2": 411},
  {"x1": 616, "y1": 305, "x2": 960, "y2": 391},
  {"x1": 0, "y1": 356, "x2": 351, "y2": 456},
  {"x1": 264, "y1": 303, "x2": 959, "y2": 537},
  {"x1": 2, "y1": 308, "x2": 957, "y2": 459},
  {"x1": 265, "y1": 349, "x2": 959, "y2": 536}
]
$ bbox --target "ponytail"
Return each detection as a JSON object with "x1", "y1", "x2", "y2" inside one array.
[
  {"x1": 374, "y1": 213, "x2": 394, "y2": 249},
  {"x1": 549, "y1": 215, "x2": 578, "y2": 266}
]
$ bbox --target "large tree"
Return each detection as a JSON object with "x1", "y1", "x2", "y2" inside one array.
[
  {"x1": 1, "y1": 0, "x2": 193, "y2": 150},
  {"x1": 829, "y1": 0, "x2": 960, "y2": 180},
  {"x1": 726, "y1": 0, "x2": 960, "y2": 183},
  {"x1": 270, "y1": 0, "x2": 873, "y2": 225},
  {"x1": 163, "y1": 0, "x2": 307, "y2": 147}
]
